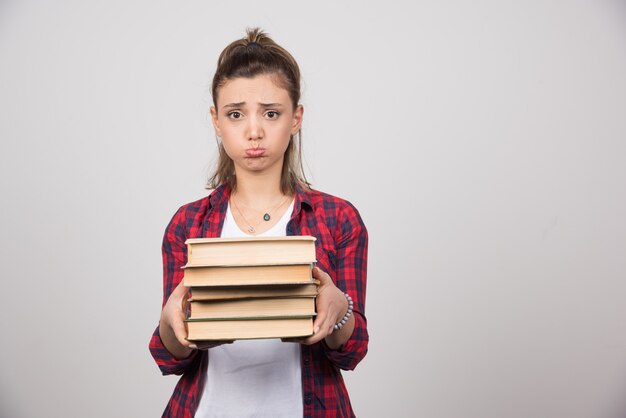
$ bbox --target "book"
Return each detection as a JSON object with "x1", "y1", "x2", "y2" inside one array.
[
  {"x1": 189, "y1": 281, "x2": 319, "y2": 301},
  {"x1": 184, "y1": 236, "x2": 316, "y2": 267},
  {"x1": 182, "y1": 236, "x2": 319, "y2": 341},
  {"x1": 189, "y1": 297, "x2": 316, "y2": 320},
  {"x1": 183, "y1": 263, "x2": 313, "y2": 287},
  {"x1": 186, "y1": 316, "x2": 314, "y2": 341}
]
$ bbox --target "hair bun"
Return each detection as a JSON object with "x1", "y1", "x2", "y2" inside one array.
[{"x1": 245, "y1": 27, "x2": 266, "y2": 44}]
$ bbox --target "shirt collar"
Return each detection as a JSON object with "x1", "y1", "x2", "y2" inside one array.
[
  {"x1": 293, "y1": 183, "x2": 313, "y2": 215},
  {"x1": 208, "y1": 183, "x2": 232, "y2": 211}
]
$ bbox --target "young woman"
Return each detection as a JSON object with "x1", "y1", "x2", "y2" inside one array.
[{"x1": 149, "y1": 28, "x2": 369, "y2": 418}]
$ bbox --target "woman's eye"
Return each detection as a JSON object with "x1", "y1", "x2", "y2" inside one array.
[
  {"x1": 265, "y1": 111, "x2": 279, "y2": 119},
  {"x1": 228, "y1": 111, "x2": 242, "y2": 119}
]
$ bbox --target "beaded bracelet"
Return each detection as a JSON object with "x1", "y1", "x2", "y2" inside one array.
[{"x1": 334, "y1": 293, "x2": 354, "y2": 330}]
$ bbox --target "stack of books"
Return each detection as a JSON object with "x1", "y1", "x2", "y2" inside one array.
[{"x1": 183, "y1": 236, "x2": 318, "y2": 341}]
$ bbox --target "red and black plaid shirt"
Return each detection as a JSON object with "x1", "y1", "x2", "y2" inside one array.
[{"x1": 149, "y1": 184, "x2": 369, "y2": 418}]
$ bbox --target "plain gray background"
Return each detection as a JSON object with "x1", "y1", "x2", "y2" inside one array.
[{"x1": 1, "y1": 1, "x2": 626, "y2": 417}]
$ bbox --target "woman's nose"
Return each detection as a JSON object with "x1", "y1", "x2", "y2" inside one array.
[{"x1": 247, "y1": 115, "x2": 264, "y2": 141}]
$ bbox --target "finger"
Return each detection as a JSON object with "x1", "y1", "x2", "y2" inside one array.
[
  {"x1": 171, "y1": 314, "x2": 191, "y2": 348},
  {"x1": 301, "y1": 314, "x2": 336, "y2": 345},
  {"x1": 311, "y1": 311, "x2": 325, "y2": 337},
  {"x1": 312, "y1": 266, "x2": 332, "y2": 285},
  {"x1": 308, "y1": 297, "x2": 331, "y2": 341},
  {"x1": 284, "y1": 317, "x2": 325, "y2": 345},
  {"x1": 312, "y1": 297, "x2": 341, "y2": 334},
  {"x1": 300, "y1": 326, "x2": 327, "y2": 345},
  {"x1": 172, "y1": 279, "x2": 189, "y2": 295},
  {"x1": 171, "y1": 281, "x2": 191, "y2": 313}
]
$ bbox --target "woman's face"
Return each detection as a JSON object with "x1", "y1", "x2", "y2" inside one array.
[{"x1": 210, "y1": 74, "x2": 303, "y2": 178}]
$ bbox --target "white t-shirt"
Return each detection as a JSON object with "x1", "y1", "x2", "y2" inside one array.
[{"x1": 194, "y1": 200, "x2": 303, "y2": 418}]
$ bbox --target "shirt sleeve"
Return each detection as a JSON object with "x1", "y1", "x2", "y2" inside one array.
[
  {"x1": 321, "y1": 202, "x2": 369, "y2": 370},
  {"x1": 149, "y1": 205, "x2": 200, "y2": 375}
]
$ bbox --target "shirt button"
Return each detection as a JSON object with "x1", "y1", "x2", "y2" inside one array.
[
  {"x1": 303, "y1": 357, "x2": 310, "y2": 365},
  {"x1": 304, "y1": 396, "x2": 312, "y2": 405}
]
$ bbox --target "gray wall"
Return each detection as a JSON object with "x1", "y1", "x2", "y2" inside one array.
[{"x1": 1, "y1": 1, "x2": 625, "y2": 417}]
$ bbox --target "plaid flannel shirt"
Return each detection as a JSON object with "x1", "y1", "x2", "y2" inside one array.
[{"x1": 149, "y1": 184, "x2": 369, "y2": 417}]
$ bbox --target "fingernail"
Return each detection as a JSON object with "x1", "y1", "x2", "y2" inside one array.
[
  {"x1": 313, "y1": 326, "x2": 320, "y2": 334},
  {"x1": 189, "y1": 344, "x2": 198, "y2": 350}
]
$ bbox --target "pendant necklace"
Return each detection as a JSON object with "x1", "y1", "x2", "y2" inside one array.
[{"x1": 231, "y1": 195, "x2": 289, "y2": 234}]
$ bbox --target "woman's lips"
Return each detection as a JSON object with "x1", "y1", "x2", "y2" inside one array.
[{"x1": 245, "y1": 148, "x2": 266, "y2": 157}]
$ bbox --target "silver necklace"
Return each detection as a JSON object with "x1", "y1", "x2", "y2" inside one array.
[{"x1": 231, "y1": 195, "x2": 289, "y2": 234}]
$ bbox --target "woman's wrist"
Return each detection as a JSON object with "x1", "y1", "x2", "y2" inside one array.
[{"x1": 333, "y1": 292, "x2": 353, "y2": 330}]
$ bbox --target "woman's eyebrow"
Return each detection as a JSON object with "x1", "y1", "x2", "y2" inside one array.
[
  {"x1": 259, "y1": 102, "x2": 283, "y2": 108},
  {"x1": 222, "y1": 102, "x2": 245, "y2": 109}
]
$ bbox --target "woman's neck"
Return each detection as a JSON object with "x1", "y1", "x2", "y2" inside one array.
[{"x1": 232, "y1": 168, "x2": 288, "y2": 207}]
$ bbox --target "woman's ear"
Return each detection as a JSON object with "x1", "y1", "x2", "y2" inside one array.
[
  {"x1": 210, "y1": 106, "x2": 221, "y2": 137},
  {"x1": 291, "y1": 104, "x2": 304, "y2": 135}
]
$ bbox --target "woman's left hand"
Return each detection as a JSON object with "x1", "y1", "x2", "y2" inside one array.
[{"x1": 284, "y1": 266, "x2": 351, "y2": 347}]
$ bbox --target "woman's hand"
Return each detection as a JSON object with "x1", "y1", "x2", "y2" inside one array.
[
  {"x1": 284, "y1": 267, "x2": 354, "y2": 348},
  {"x1": 159, "y1": 281, "x2": 232, "y2": 359}
]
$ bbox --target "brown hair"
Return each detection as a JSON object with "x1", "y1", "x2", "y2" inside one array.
[{"x1": 207, "y1": 28, "x2": 309, "y2": 194}]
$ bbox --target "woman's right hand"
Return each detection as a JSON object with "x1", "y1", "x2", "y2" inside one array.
[{"x1": 159, "y1": 280, "x2": 232, "y2": 360}]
